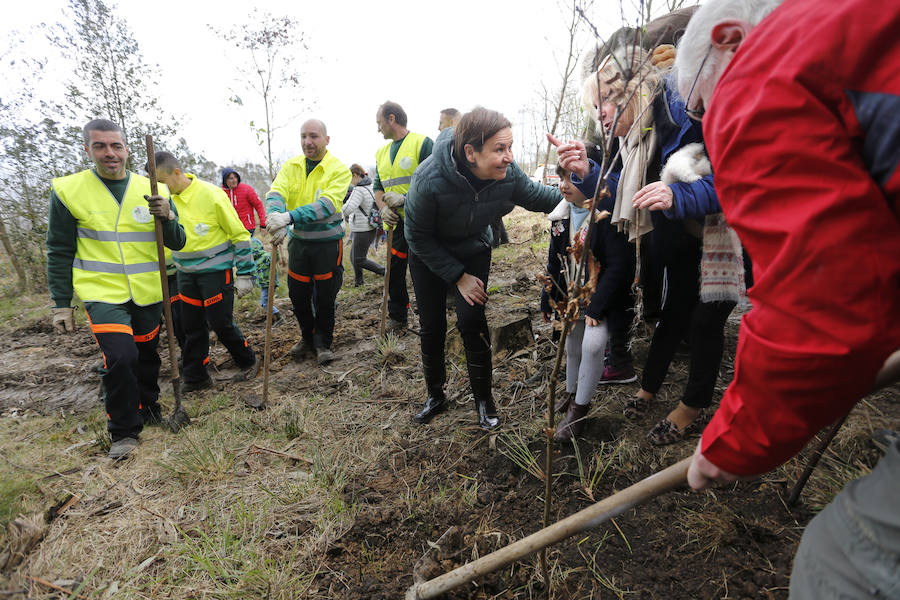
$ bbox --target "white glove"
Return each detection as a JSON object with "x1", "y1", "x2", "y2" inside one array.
[
  {"x1": 267, "y1": 211, "x2": 292, "y2": 233},
  {"x1": 235, "y1": 275, "x2": 254, "y2": 298},
  {"x1": 52, "y1": 307, "x2": 75, "y2": 333},
  {"x1": 383, "y1": 192, "x2": 406, "y2": 209},
  {"x1": 381, "y1": 205, "x2": 399, "y2": 228}
]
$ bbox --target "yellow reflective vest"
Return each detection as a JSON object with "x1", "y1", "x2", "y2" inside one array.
[
  {"x1": 170, "y1": 174, "x2": 253, "y2": 274},
  {"x1": 376, "y1": 132, "x2": 427, "y2": 196},
  {"x1": 51, "y1": 169, "x2": 167, "y2": 306}
]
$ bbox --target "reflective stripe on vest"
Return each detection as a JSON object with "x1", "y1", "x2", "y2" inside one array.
[
  {"x1": 376, "y1": 132, "x2": 426, "y2": 196},
  {"x1": 52, "y1": 170, "x2": 165, "y2": 306}
]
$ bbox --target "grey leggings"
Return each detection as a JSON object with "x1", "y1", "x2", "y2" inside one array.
[
  {"x1": 350, "y1": 229, "x2": 384, "y2": 284},
  {"x1": 565, "y1": 319, "x2": 610, "y2": 406}
]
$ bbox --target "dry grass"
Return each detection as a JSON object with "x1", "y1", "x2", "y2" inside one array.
[{"x1": 1, "y1": 209, "x2": 896, "y2": 599}]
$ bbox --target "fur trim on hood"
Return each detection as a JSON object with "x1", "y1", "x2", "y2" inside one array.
[{"x1": 548, "y1": 199, "x2": 571, "y2": 221}]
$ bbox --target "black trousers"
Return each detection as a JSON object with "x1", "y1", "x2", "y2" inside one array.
[
  {"x1": 387, "y1": 221, "x2": 409, "y2": 323},
  {"x1": 409, "y1": 250, "x2": 492, "y2": 389},
  {"x1": 640, "y1": 250, "x2": 736, "y2": 409},
  {"x1": 287, "y1": 237, "x2": 343, "y2": 350},
  {"x1": 606, "y1": 300, "x2": 634, "y2": 369},
  {"x1": 167, "y1": 272, "x2": 185, "y2": 352},
  {"x1": 178, "y1": 269, "x2": 256, "y2": 384},
  {"x1": 84, "y1": 301, "x2": 162, "y2": 441}
]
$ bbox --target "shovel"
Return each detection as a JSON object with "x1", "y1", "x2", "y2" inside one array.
[
  {"x1": 379, "y1": 227, "x2": 394, "y2": 338},
  {"x1": 243, "y1": 243, "x2": 279, "y2": 410},
  {"x1": 145, "y1": 135, "x2": 190, "y2": 432},
  {"x1": 406, "y1": 456, "x2": 691, "y2": 599}
]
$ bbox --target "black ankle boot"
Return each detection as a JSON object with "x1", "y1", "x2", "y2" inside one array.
[
  {"x1": 414, "y1": 390, "x2": 447, "y2": 424},
  {"x1": 476, "y1": 396, "x2": 500, "y2": 430},
  {"x1": 415, "y1": 350, "x2": 447, "y2": 424},
  {"x1": 466, "y1": 347, "x2": 501, "y2": 430}
]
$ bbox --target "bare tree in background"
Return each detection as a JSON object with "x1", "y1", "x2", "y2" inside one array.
[
  {"x1": 536, "y1": 0, "x2": 595, "y2": 183},
  {"x1": 214, "y1": 11, "x2": 310, "y2": 182}
]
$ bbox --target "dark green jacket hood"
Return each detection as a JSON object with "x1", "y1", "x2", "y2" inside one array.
[{"x1": 404, "y1": 127, "x2": 561, "y2": 283}]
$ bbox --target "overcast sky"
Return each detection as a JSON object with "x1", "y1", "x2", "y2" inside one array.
[{"x1": 5, "y1": 1, "x2": 659, "y2": 175}]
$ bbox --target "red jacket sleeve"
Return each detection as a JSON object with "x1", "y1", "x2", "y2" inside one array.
[
  {"x1": 246, "y1": 185, "x2": 265, "y2": 228},
  {"x1": 701, "y1": 0, "x2": 900, "y2": 476}
]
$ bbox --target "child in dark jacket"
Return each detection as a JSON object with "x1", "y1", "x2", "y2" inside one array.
[{"x1": 541, "y1": 165, "x2": 636, "y2": 439}]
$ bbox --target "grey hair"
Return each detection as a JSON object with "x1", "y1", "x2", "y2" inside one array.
[{"x1": 674, "y1": 0, "x2": 783, "y2": 101}]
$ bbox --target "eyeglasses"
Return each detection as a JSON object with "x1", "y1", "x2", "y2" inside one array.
[{"x1": 684, "y1": 44, "x2": 712, "y2": 121}]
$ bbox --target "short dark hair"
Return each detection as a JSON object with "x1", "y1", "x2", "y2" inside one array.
[
  {"x1": 453, "y1": 107, "x2": 512, "y2": 167},
  {"x1": 440, "y1": 108, "x2": 461, "y2": 119},
  {"x1": 152, "y1": 151, "x2": 181, "y2": 174},
  {"x1": 82, "y1": 119, "x2": 124, "y2": 147},
  {"x1": 378, "y1": 101, "x2": 407, "y2": 127}
]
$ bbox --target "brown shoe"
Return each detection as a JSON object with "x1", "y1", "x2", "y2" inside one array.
[
  {"x1": 555, "y1": 391, "x2": 575, "y2": 413},
  {"x1": 555, "y1": 402, "x2": 590, "y2": 440}
]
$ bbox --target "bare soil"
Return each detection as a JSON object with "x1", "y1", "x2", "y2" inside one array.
[{"x1": 1, "y1": 208, "x2": 897, "y2": 599}]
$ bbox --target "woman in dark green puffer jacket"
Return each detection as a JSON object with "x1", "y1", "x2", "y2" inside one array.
[{"x1": 405, "y1": 107, "x2": 562, "y2": 430}]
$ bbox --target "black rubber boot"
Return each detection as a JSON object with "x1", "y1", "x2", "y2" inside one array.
[
  {"x1": 466, "y1": 347, "x2": 500, "y2": 430},
  {"x1": 414, "y1": 351, "x2": 447, "y2": 424}
]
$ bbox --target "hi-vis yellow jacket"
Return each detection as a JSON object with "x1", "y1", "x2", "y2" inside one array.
[
  {"x1": 170, "y1": 174, "x2": 254, "y2": 276},
  {"x1": 266, "y1": 150, "x2": 351, "y2": 242},
  {"x1": 51, "y1": 169, "x2": 169, "y2": 306}
]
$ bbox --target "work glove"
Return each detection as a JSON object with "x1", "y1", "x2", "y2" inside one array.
[
  {"x1": 267, "y1": 210, "x2": 292, "y2": 231},
  {"x1": 383, "y1": 192, "x2": 406, "y2": 209},
  {"x1": 651, "y1": 44, "x2": 675, "y2": 70},
  {"x1": 52, "y1": 307, "x2": 75, "y2": 334},
  {"x1": 380, "y1": 205, "x2": 400, "y2": 228},
  {"x1": 143, "y1": 194, "x2": 175, "y2": 220},
  {"x1": 235, "y1": 275, "x2": 254, "y2": 298},
  {"x1": 269, "y1": 225, "x2": 288, "y2": 245}
]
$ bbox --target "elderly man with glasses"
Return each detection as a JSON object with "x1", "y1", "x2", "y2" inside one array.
[{"x1": 671, "y1": 0, "x2": 900, "y2": 598}]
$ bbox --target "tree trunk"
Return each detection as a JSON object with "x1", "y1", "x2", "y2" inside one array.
[{"x1": 0, "y1": 217, "x2": 27, "y2": 287}]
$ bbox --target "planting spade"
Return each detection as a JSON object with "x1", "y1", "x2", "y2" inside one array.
[{"x1": 145, "y1": 135, "x2": 190, "y2": 433}]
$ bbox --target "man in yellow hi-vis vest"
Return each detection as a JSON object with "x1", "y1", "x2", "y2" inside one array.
[
  {"x1": 153, "y1": 151, "x2": 258, "y2": 393},
  {"x1": 374, "y1": 101, "x2": 434, "y2": 332},
  {"x1": 46, "y1": 119, "x2": 186, "y2": 459},
  {"x1": 265, "y1": 119, "x2": 351, "y2": 366}
]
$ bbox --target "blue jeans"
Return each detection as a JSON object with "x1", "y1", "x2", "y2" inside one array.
[{"x1": 260, "y1": 286, "x2": 279, "y2": 314}]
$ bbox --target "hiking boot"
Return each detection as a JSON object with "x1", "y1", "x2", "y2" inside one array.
[
  {"x1": 181, "y1": 376, "x2": 214, "y2": 394},
  {"x1": 555, "y1": 391, "x2": 575, "y2": 413},
  {"x1": 290, "y1": 340, "x2": 314, "y2": 360},
  {"x1": 109, "y1": 437, "x2": 138, "y2": 460},
  {"x1": 140, "y1": 405, "x2": 163, "y2": 426},
  {"x1": 599, "y1": 365, "x2": 638, "y2": 384},
  {"x1": 386, "y1": 319, "x2": 407, "y2": 334},
  {"x1": 555, "y1": 402, "x2": 590, "y2": 440},
  {"x1": 233, "y1": 356, "x2": 259, "y2": 382},
  {"x1": 316, "y1": 347, "x2": 335, "y2": 365}
]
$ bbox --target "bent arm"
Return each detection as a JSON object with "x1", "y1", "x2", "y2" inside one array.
[{"x1": 405, "y1": 179, "x2": 466, "y2": 284}]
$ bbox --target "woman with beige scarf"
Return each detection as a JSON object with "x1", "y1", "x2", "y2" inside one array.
[{"x1": 553, "y1": 47, "x2": 741, "y2": 446}]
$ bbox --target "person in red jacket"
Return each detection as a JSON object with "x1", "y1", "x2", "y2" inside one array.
[
  {"x1": 221, "y1": 168, "x2": 266, "y2": 234},
  {"x1": 669, "y1": 0, "x2": 900, "y2": 597}
]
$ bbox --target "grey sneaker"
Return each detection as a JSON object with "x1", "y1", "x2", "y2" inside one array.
[
  {"x1": 290, "y1": 340, "x2": 314, "y2": 360},
  {"x1": 109, "y1": 437, "x2": 138, "y2": 459},
  {"x1": 316, "y1": 347, "x2": 335, "y2": 365}
]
